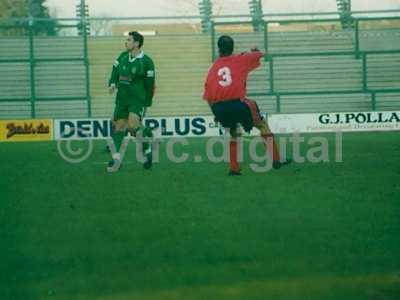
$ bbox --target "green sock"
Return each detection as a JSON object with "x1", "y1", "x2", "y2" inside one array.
[
  {"x1": 112, "y1": 130, "x2": 125, "y2": 153},
  {"x1": 139, "y1": 127, "x2": 153, "y2": 153}
]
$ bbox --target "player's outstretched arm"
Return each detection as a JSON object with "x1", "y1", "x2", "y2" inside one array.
[{"x1": 250, "y1": 46, "x2": 265, "y2": 56}]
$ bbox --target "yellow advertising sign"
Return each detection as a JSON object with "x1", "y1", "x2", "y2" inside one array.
[{"x1": 0, "y1": 119, "x2": 53, "y2": 142}]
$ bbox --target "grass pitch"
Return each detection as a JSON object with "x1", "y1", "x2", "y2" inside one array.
[{"x1": 1, "y1": 132, "x2": 400, "y2": 300}]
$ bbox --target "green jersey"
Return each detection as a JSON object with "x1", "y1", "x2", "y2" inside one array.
[{"x1": 109, "y1": 50, "x2": 155, "y2": 107}]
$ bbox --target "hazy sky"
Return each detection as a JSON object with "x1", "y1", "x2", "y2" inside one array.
[{"x1": 46, "y1": 0, "x2": 400, "y2": 18}]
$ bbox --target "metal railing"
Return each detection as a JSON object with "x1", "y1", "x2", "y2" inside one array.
[
  {"x1": 212, "y1": 16, "x2": 400, "y2": 113},
  {"x1": 0, "y1": 11, "x2": 399, "y2": 118}
]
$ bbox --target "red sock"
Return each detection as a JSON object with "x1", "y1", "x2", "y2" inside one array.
[
  {"x1": 262, "y1": 133, "x2": 280, "y2": 162},
  {"x1": 230, "y1": 140, "x2": 240, "y2": 172}
]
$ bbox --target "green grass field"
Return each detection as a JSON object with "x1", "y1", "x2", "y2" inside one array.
[{"x1": 1, "y1": 132, "x2": 400, "y2": 300}]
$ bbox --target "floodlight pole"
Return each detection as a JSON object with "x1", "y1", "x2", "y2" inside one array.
[
  {"x1": 28, "y1": 0, "x2": 37, "y2": 118},
  {"x1": 78, "y1": 0, "x2": 92, "y2": 117}
]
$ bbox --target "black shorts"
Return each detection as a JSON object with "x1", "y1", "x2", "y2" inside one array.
[{"x1": 211, "y1": 98, "x2": 263, "y2": 132}]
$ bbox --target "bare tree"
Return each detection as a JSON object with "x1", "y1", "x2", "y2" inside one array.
[
  {"x1": 163, "y1": 0, "x2": 226, "y2": 14},
  {"x1": 90, "y1": 15, "x2": 112, "y2": 36},
  {"x1": 161, "y1": 0, "x2": 226, "y2": 33}
]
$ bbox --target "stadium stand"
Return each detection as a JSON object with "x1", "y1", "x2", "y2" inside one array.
[{"x1": 0, "y1": 17, "x2": 399, "y2": 118}]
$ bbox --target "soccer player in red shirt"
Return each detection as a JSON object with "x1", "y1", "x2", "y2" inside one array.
[{"x1": 203, "y1": 35, "x2": 290, "y2": 175}]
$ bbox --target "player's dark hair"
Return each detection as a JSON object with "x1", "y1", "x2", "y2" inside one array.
[
  {"x1": 218, "y1": 35, "x2": 234, "y2": 56},
  {"x1": 129, "y1": 31, "x2": 144, "y2": 48}
]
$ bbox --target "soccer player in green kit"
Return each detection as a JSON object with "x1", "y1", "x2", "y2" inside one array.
[{"x1": 107, "y1": 31, "x2": 155, "y2": 172}]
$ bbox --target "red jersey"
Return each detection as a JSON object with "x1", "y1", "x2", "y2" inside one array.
[{"x1": 203, "y1": 51, "x2": 264, "y2": 104}]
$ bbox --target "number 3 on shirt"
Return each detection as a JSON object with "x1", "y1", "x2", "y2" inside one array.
[{"x1": 218, "y1": 67, "x2": 232, "y2": 87}]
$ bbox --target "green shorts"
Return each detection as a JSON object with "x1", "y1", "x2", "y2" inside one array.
[{"x1": 113, "y1": 98, "x2": 145, "y2": 121}]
